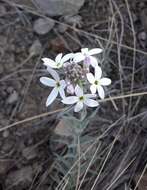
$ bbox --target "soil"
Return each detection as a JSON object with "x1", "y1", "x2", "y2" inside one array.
[{"x1": 0, "y1": 0, "x2": 147, "y2": 190}]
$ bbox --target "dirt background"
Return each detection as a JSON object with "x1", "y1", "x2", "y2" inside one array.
[{"x1": 0, "y1": 0, "x2": 147, "y2": 189}]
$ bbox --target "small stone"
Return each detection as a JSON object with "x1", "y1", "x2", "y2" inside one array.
[
  {"x1": 0, "y1": 5, "x2": 6, "y2": 15},
  {"x1": 22, "y1": 146, "x2": 37, "y2": 160},
  {"x1": 2, "y1": 130, "x2": 9, "y2": 138},
  {"x1": 33, "y1": 0, "x2": 85, "y2": 16},
  {"x1": 29, "y1": 39, "x2": 42, "y2": 56},
  {"x1": 5, "y1": 166, "x2": 33, "y2": 188},
  {"x1": 0, "y1": 63, "x2": 4, "y2": 74},
  {"x1": 0, "y1": 160, "x2": 12, "y2": 175},
  {"x1": 138, "y1": 31, "x2": 146, "y2": 41},
  {"x1": 57, "y1": 24, "x2": 68, "y2": 33},
  {"x1": 63, "y1": 15, "x2": 82, "y2": 27},
  {"x1": 33, "y1": 18, "x2": 55, "y2": 35},
  {"x1": 7, "y1": 90, "x2": 18, "y2": 104},
  {"x1": 7, "y1": 86, "x2": 14, "y2": 93},
  {"x1": 0, "y1": 35, "x2": 7, "y2": 46},
  {"x1": 140, "y1": 8, "x2": 147, "y2": 32},
  {"x1": 1, "y1": 140, "x2": 14, "y2": 154},
  {"x1": 50, "y1": 37, "x2": 66, "y2": 52},
  {"x1": 132, "y1": 13, "x2": 138, "y2": 23},
  {"x1": 54, "y1": 119, "x2": 74, "y2": 137}
]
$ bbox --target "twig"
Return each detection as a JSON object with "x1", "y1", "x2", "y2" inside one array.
[
  {"x1": 0, "y1": 91, "x2": 147, "y2": 133},
  {"x1": 0, "y1": 108, "x2": 65, "y2": 132}
]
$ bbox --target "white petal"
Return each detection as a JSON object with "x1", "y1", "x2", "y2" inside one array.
[
  {"x1": 88, "y1": 48, "x2": 103, "y2": 55},
  {"x1": 75, "y1": 85, "x2": 83, "y2": 97},
  {"x1": 61, "y1": 53, "x2": 74, "y2": 63},
  {"x1": 84, "y1": 98, "x2": 99, "y2": 107},
  {"x1": 40, "y1": 77, "x2": 56, "y2": 87},
  {"x1": 100, "y1": 78, "x2": 111, "y2": 86},
  {"x1": 95, "y1": 66, "x2": 102, "y2": 80},
  {"x1": 81, "y1": 48, "x2": 88, "y2": 54},
  {"x1": 97, "y1": 85, "x2": 105, "y2": 99},
  {"x1": 47, "y1": 67, "x2": 60, "y2": 81},
  {"x1": 90, "y1": 85, "x2": 97, "y2": 94},
  {"x1": 46, "y1": 88, "x2": 58, "y2": 106},
  {"x1": 73, "y1": 53, "x2": 85, "y2": 63},
  {"x1": 60, "y1": 80, "x2": 66, "y2": 89},
  {"x1": 74, "y1": 102, "x2": 83, "y2": 112},
  {"x1": 59, "y1": 88, "x2": 65, "y2": 99},
  {"x1": 62, "y1": 96, "x2": 78, "y2": 105},
  {"x1": 86, "y1": 73, "x2": 95, "y2": 84},
  {"x1": 55, "y1": 53, "x2": 63, "y2": 63},
  {"x1": 85, "y1": 94, "x2": 97, "y2": 98},
  {"x1": 42, "y1": 58, "x2": 57, "y2": 68},
  {"x1": 89, "y1": 56, "x2": 98, "y2": 68}
]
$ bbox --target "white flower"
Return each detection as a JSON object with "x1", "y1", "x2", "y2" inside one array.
[
  {"x1": 42, "y1": 53, "x2": 74, "y2": 69},
  {"x1": 73, "y1": 48, "x2": 103, "y2": 68},
  {"x1": 87, "y1": 66, "x2": 111, "y2": 99},
  {"x1": 40, "y1": 69, "x2": 66, "y2": 106},
  {"x1": 62, "y1": 85, "x2": 99, "y2": 112}
]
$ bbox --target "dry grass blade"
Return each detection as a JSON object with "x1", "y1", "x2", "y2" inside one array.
[
  {"x1": 124, "y1": 0, "x2": 137, "y2": 117},
  {"x1": 0, "y1": 91, "x2": 147, "y2": 133},
  {"x1": 90, "y1": 123, "x2": 124, "y2": 190},
  {"x1": 75, "y1": 136, "x2": 81, "y2": 190},
  {"x1": 134, "y1": 162, "x2": 147, "y2": 190},
  {"x1": 55, "y1": 116, "x2": 125, "y2": 190},
  {"x1": 0, "y1": 108, "x2": 65, "y2": 132},
  {"x1": 77, "y1": 143, "x2": 101, "y2": 190},
  {"x1": 105, "y1": 158, "x2": 136, "y2": 190}
]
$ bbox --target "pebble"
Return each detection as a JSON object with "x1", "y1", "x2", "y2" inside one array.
[
  {"x1": 33, "y1": 18, "x2": 55, "y2": 35},
  {"x1": 33, "y1": 0, "x2": 85, "y2": 16},
  {"x1": 7, "y1": 90, "x2": 18, "y2": 104},
  {"x1": 29, "y1": 39, "x2": 42, "y2": 56},
  {"x1": 140, "y1": 8, "x2": 147, "y2": 32},
  {"x1": 137, "y1": 31, "x2": 147, "y2": 48},
  {"x1": 138, "y1": 31, "x2": 146, "y2": 41},
  {"x1": 0, "y1": 4, "x2": 6, "y2": 15},
  {"x1": 2, "y1": 130, "x2": 9, "y2": 138},
  {"x1": 0, "y1": 63, "x2": 4, "y2": 74},
  {"x1": 0, "y1": 35, "x2": 7, "y2": 46},
  {"x1": 5, "y1": 166, "x2": 33, "y2": 188},
  {"x1": 63, "y1": 15, "x2": 82, "y2": 27},
  {"x1": 54, "y1": 120, "x2": 74, "y2": 137},
  {"x1": 57, "y1": 24, "x2": 68, "y2": 33},
  {"x1": 22, "y1": 146, "x2": 37, "y2": 160},
  {"x1": 0, "y1": 160, "x2": 12, "y2": 175},
  {"x1": 1, "y1": 139, "x2": 14, "y2": 154}
]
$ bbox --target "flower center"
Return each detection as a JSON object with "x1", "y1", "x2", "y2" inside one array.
[
  {"x1": 57, "y1": 62, "x2": 62, "y2": 67},
  {"x1": 94, "y1": 80, "x2": 99, "y2": 85},
  {"x1": 56, "y1": 82, "x2": 60, "y2": 88},
  {"x1": 79, "y1": 96, "x2": 84, "y2": 101}
]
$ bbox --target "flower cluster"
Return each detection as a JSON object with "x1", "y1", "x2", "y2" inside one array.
[{"x1": 40, "y1": 48, "x2": 111, "y2": 112}]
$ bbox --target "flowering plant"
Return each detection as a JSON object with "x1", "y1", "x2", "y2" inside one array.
[{"x1": 40, "y1": 48, "x2": 111, "y2": 112}]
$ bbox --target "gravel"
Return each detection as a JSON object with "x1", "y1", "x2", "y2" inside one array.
[
  {"x1": 33, "y1": 0, "x2": 85, "y2": 16},
  {"x1": 33, "y1": 18, "x2": 55, "y2": 35}
]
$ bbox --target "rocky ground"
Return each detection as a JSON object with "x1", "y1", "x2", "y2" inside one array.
[{"x1": 0, "y1": 0, "x2": 147, "y2": 189}]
